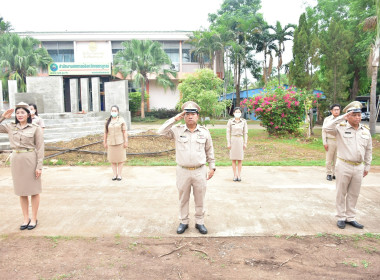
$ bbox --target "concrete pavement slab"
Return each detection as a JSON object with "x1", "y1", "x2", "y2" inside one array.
[{"x1": 0, "y1": 166, "x2": 379, "y2": 237}]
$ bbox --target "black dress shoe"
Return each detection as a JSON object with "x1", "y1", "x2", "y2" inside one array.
[
  {"x1": 347, "y1": 220, "x2": 364, "y2": 229},
  {"x1": 337, "y1": 220, "x2": 346, "y2": 229},
  {"x1": 112, "y1": 177, "x2": 117, "y2": 181},
  {"x1": 176, "y1": 223, "x2": 188, "y2": 234},
  {"x1": 27, "y1": 220, "x2": 38, "y2": 230},
  {"x1": 326, "y1": 175, "x2": 332, "y2": 181},
  {"x1": 237, "y1": 177, "x2": 241, "y2": 182},
  {"x1": 233, "y1": 177, "x2": 238, "y2": 182},
  {"x1": 332, "y1": 175, "x2": 336, "y2": 180},
  {"x1": 20, "y1": 219, "x2": 31, "y2": 230},
  {"x1": 117, "y1": 176, "x2": 122, "y2": 181},
  {"x1": 195, "y1": 224, "x2": 208, "y2": 234}
]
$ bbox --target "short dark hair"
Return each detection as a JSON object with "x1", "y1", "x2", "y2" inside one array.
[
  {"x1": 233, "y1": 107, "x2": 242, "y2": 113},
  {"x1": 330, "y1": 104, "x2": 341, "y2": 110},
  {"x1": 15, "y1": 107, "x2": 32, "y2": 124}
]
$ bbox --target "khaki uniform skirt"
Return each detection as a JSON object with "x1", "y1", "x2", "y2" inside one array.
[
  {"x1": 230, "y1": 135, "x2": 244, "y2": 160},
  {"x1": 11, "y1": 151, "x2": 41, "y2": 196},
  {"x1": 107, "y1": 144, "x2": 126, "y2": 163}
]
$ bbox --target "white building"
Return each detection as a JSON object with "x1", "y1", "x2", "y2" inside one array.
[{"x1": 18, "y1": 31, "x2": 224, "y2": 112}]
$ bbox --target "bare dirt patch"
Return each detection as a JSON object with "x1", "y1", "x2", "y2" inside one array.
[{"x1": 1, "y1": 235, "x2": 379, "y2": 279}]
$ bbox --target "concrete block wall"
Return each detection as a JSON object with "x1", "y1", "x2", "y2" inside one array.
[{"x1": 26, "y1": 76, "x2": 64, "y2": 113}]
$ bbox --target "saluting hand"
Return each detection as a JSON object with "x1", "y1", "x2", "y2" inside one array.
[
  {"x1": 324, "y1": 144, "x2": 328, "y2": 151},
  {"x1": 35, "y1": 169, "x2": 42, "y2": 179},
  {"x1": 207, "y1": 169, "x2": 215, "y2": 180},
  {"x1": 174, "y1": 111, "x2": 186, "y2": 121},
  {"x1": 344, "y1": 111, "x2": 353, "y2": 120},
  {"x1": 2, "y1": 108, "x2": 14, "y2": 119}
]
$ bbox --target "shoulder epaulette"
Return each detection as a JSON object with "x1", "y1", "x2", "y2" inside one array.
[
  {"x1": 363, "y1": 124, "x2": 370, "y2": 130},
  {"x1": 339, "y1": 122, "x2": 347, "y2": 126},
  {"x1": 32, "y1": 123, "x2": 39, "y2": 127}
]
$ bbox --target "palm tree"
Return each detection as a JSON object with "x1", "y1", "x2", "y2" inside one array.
[
  {"x1": 187, "y1": 30, "x2": 223, "y2": 70},
  {"x1": 113, "y1": 39, "x2": 177, "y2": 118},
  {"x1": 255, "y1": 27, "x2": 276, "y2": 85},
  {"x1": 269, "y1": 21, "x2": 296, "y2": 85},
  {"x1": 0, "y1": 17, "x2": 12, "y2": 34},
  {"x1": 0, "y1": 33, "x2": 52, "y2": 93},
  {"x1": 363, "y1": 6, "x2": 379, "y2": 135}
]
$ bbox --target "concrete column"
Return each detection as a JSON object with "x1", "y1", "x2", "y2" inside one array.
[
  {"x1": 8, "y1": 80, "x2": 17, "y2": 109},
  {"x1": 104, "y1": 80, "x2": 131, "y2": 129},
  {"x1": 0, "y1": 82, "x2": 3, "y2": 111},
  {"x1": 91, "y1": 77, "x2": 100, "y2": 112},
  {"x1": 80, "y1": 78, "x2": 90, "y2": 113},
  {"x1": 70, "y1": 79, "x2": 79, "y2": 113}
]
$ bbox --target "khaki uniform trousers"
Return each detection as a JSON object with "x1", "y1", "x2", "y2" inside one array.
[
  {"x1": 176, "y1": 165, "x2": 207, "y2": 225},
  {"x1": 335, "y1": 159, "x2": 364, "y2": 222},
  {"x1": 325, "y1": 138, "x2": 337, "y2": 176}
]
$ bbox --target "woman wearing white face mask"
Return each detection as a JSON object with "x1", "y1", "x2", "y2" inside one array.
[
  {"x1": 226, "y1": 107, "x2": 248, "y2": 181},
  {"x1": 103, "y1": 105, "x2": 128, "y2": 180},
  {"x1": 29, "y1": 104, "x2": 45, "y2": 130}
]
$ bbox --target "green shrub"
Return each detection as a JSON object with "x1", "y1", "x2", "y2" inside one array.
[
  {"x1": 146, "y1": 108, "x2": 179, "y2": 119},
  {"x1": 129, "y1": 92, "x2": 149, "y2": 113}
]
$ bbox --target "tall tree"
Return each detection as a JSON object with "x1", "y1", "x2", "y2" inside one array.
[
  {"x1": 0, "y1": 33, "x2": 52, "y2": 93},
  {"x1": 289, "y1": 13, "x2": 310, "y2": 89},
  {"x1": 363, "y1": 0, "x2": 380, "y2": 135},
  {"x1": 114, "y1": 40, "x2": 177, "y2": 118},
  {"x1": 209, "y1": 0, "x2": 263, "y2": 106},
  {"x1": 321, "y1": 20, "x2": 354, "y2": 103},
  {"x1": 269, "y1": 21, "x2": 295, "y2": 85}
]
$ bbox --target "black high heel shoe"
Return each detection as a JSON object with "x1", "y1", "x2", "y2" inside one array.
[{"x1": 20, "y1": 219, "x2": 31, "y2": 230}]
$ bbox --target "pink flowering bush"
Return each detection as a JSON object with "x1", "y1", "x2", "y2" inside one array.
[{"x1": 241, "y1": 86, "x2": 319, "y2": 135}]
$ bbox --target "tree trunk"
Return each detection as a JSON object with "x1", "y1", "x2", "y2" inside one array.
[
  {"x1": 140, "y1": 79, "x2": 145, "y2": 119},
  {"x1": 369, "y1": 65, "x2": 378, "y2": 135},
  {"x1": 235, "y1": 59, "x2": 241, "y2": 106},
  {"x1": 333, "y1": 65, "x2": 337, "y2": 103},
  {"x1": 351, "y1": 67, "x2": 360, "y2": 100}
]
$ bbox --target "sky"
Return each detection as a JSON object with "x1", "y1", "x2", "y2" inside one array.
[{"x1": 1, "y1": 0, "x2": 317, "y2": 78}]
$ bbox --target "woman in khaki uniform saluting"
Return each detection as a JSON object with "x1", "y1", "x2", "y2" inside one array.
[
  {"x1": 0, "y1": 102, "x2": 44, "y2": 230},
  {"x1": 103, "y1": 105, "x2": 128, "y2": 180},
  {"x1": 226, "y1": 107, "x2": 248, "y2": 181}
]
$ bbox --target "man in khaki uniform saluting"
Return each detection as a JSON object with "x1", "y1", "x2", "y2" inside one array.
[
  {"x1": 322, "y1": 104, "x2": 341, "y2": 181},
  {"x1": 158, "y1": 101, "x2": 216, "y2": 234},
  {"x1": 324, "y1": 101, "x2": 372, "y2": 229}
]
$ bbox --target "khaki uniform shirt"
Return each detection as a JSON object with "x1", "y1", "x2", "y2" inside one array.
[
  {"x1": 32, "y1": 116, "x2": 46, "y2": 128},
  {"x1": 324, "y1": 115, "x2": 372, "y2": 171},
  {"x1": 322, "y1": 115, "x2": 337, "y2": 145},
  {"x1": 158, "y1": 117, "x2": 216, "y2": 169},
  {"x1": 0, "y1": 119, "x2": 44, "y2": 169},
  {"x1": 105, "y1": 117, "x2": 126, "y2": 146},
  {"x1": 226, "y1": 118, "x2": 248, "y2": 146}
]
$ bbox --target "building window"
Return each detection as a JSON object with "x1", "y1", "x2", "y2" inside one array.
[
  {"x1": 111, "y1": 41, "x2": 124, "y2": 62},
  {"x1": 42, "y1": 41, "x2": 74, "y2": 62}
]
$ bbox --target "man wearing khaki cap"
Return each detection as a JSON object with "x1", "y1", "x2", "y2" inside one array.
[
  {"x1": 324, "y1": 101, "x2": 372, "y2": 229},
  {"x1": 322, "y1": 104, "x2": 341, "y2": 181},
  {"x1": 158, "y1": 101, "x2": 216, "y2": 234}
]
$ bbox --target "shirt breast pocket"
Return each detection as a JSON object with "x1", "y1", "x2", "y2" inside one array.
[
  {"x1": 196, "y1": 138, "x2": 206, "y2": 151},
  {"x1": 360, "y1": 134, "x2": 369, "y2": 147},
  {"x1": 177, "y1": 137, "x2": 189, "y2": 151},
  {"x1": 342, "y1": 133, "x2": 353, "y2": 145}
]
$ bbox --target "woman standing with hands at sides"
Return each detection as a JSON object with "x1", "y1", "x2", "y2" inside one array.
[
  {"x1": 29, "y1": 104, "x2": 45, "y2": 130},
  {"x1": 227, "y1": 107, "x2": 248, "y2": 181},
  {"x1": 0, "y1": 102, "x2": 44, "y2": 230},
  {"x1": 103, "y1": 105, "x2": 128, "y2": 181}
]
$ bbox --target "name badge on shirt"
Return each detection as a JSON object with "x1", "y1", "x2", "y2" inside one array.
[{"x1": 345, "y1": 132, "x2": 351, "y2": 134}]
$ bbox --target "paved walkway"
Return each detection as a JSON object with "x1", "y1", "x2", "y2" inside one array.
[{"x1": 0, "y1": 166, "x2": 379, "y2": 237}]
